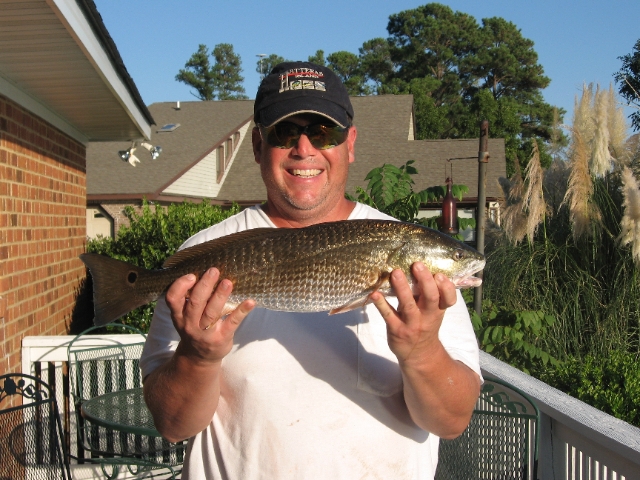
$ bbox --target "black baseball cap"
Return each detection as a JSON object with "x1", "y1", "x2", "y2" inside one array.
[{"x1": 254, "y1": 61, "x2": 354, "y2": 128}]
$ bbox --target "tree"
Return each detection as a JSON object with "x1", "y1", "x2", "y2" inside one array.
[
  {"x1": 359, "y1": 38, "x2": 394, "y2": 94},
  {"x1": 307, "y1": 50, "x2": 326, "y2": 66},
  {"x1": 350, "y1": 3, "x2": 563, "y2": 175},
  {"x1": 615, "y1": 39, "x2": 640, "y2": 131},
  {"x1": 256, "y1": 54, "x2": 289, "y2": 79},
  {"x1": 176, "y1": 43, "x2": 247, "y2": 100},
  {"x1": 326, "y1": 51, "x2": 370, "y2": 96}
]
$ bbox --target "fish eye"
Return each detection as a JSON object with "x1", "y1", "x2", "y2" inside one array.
[{"x1": 453, "y1": 249, "x2": 466, "y2": 261}]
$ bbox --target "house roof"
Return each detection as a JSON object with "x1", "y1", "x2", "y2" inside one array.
[
  {"x1": 0, "y1": 0, "x2": 153, "y2": 143},
  {"x1": 87, "y1": 95, "x2": 506, "y2": 205},
  {"x1": 87, "y1": 100, "x2": 254, "y2": 197}
]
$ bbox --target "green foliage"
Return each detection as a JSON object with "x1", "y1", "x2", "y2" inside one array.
[
  {"x1": 346, "y1": 160, "x2": 469, "y2": 223},
  {"x1": 484, "y1": 172, "x2": 640, "y2": 360},
  {"x1": 306, "y1": 3, "x2": 567, "y2": 172},
  {"x1": 307, "y1": 50, "x2": 326, "y2": 66},
  {"x1": 176, "y1": 43, "x2": 247, "y2": 100},
  {"x1": 615, "y1": 38, "x2": 640, "y2": 132},
  {"x1": 327, "y1": 51, "x2": 371, "y2": 96},
  {"x1": 538, "y1": 351, "x2": 640, "y2": 427},
  {"x1": 256, "y1": 54, "x2": 289, "y2": 78},
  {"x1": 86, "y1": 200, "x2": 241, "y2": 331},
  {"x1": 465, "y1": 291, "x2": 558, "y2": 375}
]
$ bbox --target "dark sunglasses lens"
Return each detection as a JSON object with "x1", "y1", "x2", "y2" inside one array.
[
  {"x1": 305, "y1": 124, "x2": 348, "y2": 149},
  {"x1": 267, "y1": 123, "x2": 300, "y2": 149},
  {"x1": 264, "y1": 123, "x2": 348, "y2": 149}
]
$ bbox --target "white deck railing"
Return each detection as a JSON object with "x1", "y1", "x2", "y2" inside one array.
[
  {"x1": 21, "y1": 335, "x2": 640, "y2": 480},
  {"x1": 480, "y1": 351, "x2": 640, "y2": 480}
]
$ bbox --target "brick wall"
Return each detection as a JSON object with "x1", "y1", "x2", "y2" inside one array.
[
  {"x1": 0, "y1": 94, "x2": 87, "y2": 374},
  {"x1": 99, "y1": 202, "x2": 140, "y2": 234}
]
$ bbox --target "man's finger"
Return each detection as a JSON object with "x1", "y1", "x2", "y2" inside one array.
[
  {"x1": 183, "y1": 268, "x2": 219, "y2": 324},
  {"x1": 215, "y1": 299, "x2": 256, "y2": 336},
  {"x1": 433, "y1": 273, "x2": 457, "y2": 309},
  {"x1": 165, "y1": 273, "x2": 198, "y2": 318},
  {"x1": 199, "y1": 278, "x2": 234, "y2": 330}
]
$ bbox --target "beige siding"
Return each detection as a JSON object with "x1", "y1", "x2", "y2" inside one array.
[{"x1": 162, "y1": 122, "x2": 251, "y2": 198}]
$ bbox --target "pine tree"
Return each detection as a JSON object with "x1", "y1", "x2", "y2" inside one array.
[{"x1": 176, "y1": 43, "x2": 247, "y2": 100}]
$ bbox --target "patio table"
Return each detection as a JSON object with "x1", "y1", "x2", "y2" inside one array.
[
  {"x1": 79, "y1": 387, "x2": 184, "y2": 478},
  {"x1": 80, "y1": 387, "x2": 159, "y2": 438}
]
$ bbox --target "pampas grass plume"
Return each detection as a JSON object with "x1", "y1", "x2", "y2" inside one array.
[
  {"x1": 607, "y1": 85, "x2": 630, "y2": 165},
  {"x1": 523, "y1": 141, "x2": 546, "y2": 243},
  {"x1": 591, "y1": 85, "x2": 611, "y2": 177},
  {"x1": 500, "y1": 157, "x2": 528, "y2": 244},
  {"x1": 618, "y1": 167, "x2": 640, "y2": 264},
  {"x1": 564, "y1": 129, "x2": 600, "y2": 239}
]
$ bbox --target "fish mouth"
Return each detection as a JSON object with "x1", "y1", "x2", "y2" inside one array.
[
  {"x1": 452, "y1": 275, "x2": 483, "y2": 288},
  {"x1": 451, "y1": 259, "x2": 485, "y2": 288},
  {"x1": 289, "y1": 168, "x2": 322, "y2": 178}
]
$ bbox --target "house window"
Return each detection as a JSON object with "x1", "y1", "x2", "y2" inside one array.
[
  {"x1": 225, "y1": 138, "x2": 233, "y2": 160},
  {"x1": 233, "y1": 132, "x2": 240, "y2": 148},
  {"x1": 217, "y1": 146, "x2": 225, "y2": 182}
]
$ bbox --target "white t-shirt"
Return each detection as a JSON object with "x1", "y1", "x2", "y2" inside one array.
[{"x1": 140, "y1": 203, "x2": 482, "y2": 480}]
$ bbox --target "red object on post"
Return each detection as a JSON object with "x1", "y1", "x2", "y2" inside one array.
[{"x1": 440, "y1": 177, "x2": 459, "y2": 235}]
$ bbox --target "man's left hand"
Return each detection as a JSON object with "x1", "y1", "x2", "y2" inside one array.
[{"x1": 370, "y1": 262, "x2": 456, "y2": 365}]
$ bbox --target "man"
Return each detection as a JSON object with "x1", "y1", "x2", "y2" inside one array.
[{"x1": 141, "y1": 61, "x2": 481, "y2": 479}]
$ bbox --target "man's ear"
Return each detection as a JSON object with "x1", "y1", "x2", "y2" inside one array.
[
  {"x1": 252, "y1": 126, "x2": 262, "y2": 164},
  {"x1": 347, "y1": 125, "x2": 357, "y2": 164}
]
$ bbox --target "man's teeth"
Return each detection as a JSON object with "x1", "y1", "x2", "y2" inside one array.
[{"x1": 291, "y1": 169, "x2": 322, "y2": 178}]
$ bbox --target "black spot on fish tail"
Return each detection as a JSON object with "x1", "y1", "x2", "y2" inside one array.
[{"x1": 79, "y1": 253, "x2": 156, "y2": 326}]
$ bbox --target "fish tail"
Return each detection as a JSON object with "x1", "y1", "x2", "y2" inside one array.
[{"x1": 80, "y1": 253, "x2": 156, "y2": 326}]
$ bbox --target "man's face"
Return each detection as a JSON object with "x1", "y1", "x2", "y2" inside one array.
[{"x1": 252, "y1": 114, "x2": 357, "y2": 223}]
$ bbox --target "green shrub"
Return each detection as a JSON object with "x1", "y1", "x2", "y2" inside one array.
[
  {"x1": 463, "y1": 290, "x2": 558, "y2": 375},
  {"x1": 539, "y1": 351, "x2": 640, "y2": 427},
  {"x1": 82, "y1": 199, "x2": 241, "y2": 332}
]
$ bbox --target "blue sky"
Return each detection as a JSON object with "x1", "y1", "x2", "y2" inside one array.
[{"x1": 94, "y1": 0, "x2": 640, "y2": 126}]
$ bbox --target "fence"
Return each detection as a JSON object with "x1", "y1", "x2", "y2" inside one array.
[{"x1": 21, "y1": 335, "x2": 640, "y2": 479}]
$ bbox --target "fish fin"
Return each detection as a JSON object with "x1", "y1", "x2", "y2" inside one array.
[
  {"x1": 80, "y1": 253, "x2": 154, "y2": 326},
  {"x1": 330, "y1": 270, "x2": 395, "y2": 315},
  {"x1": 221, "y1": 302, "x2": 240, "y2": 317},
  {"x1": 329, "y1": 295, "x2": 373, "y2": 315},
  {"x1": 162, "y1": 228, "x2": 288, "y2": 268}
]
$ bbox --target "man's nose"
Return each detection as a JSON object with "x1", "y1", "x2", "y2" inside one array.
[{"x1": 291, "y1": 132, "x2": 316, "y2": 156}]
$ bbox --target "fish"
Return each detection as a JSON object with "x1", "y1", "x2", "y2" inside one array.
[{"x1": 80, "y1": 219, "x2": 485, "y2": 326}]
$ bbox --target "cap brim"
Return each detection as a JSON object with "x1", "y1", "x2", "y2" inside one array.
[{"x1": 258, "y1": 95, "x2": 350, "y2": 128}]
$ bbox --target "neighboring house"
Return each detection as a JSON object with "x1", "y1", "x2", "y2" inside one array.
[
  {"x1": 87, "y1": 95, "x2": 506, "y2": 237},
  {"x1": 0, "y1": 0, "x2": 153, "y2": 374}
]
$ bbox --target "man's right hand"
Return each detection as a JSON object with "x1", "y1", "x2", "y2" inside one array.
[
  {"x1": 165, "y1": 267, "x2": 256, "y2": 365},
  {"x1": 144, "y1": 267, "x2": 255, "y2": 442}
]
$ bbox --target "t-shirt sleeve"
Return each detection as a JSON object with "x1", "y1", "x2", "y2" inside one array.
[
  {"x1": 439, "y1": 290, "x2": 483, "y2": 381},
  {"x1": 139, "y1": 296, "x2": 180, "y2": 380}
]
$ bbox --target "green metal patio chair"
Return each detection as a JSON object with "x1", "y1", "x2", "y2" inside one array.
[
  {"x1": 67, "y1": 323, "x2": 184, "y2": 479},
  {"x1": 435, "y1": 377, "x2": 540, "y2": 480},
  {"x1": 0, "y1": 373, "x2": 71, "y2": 480}
]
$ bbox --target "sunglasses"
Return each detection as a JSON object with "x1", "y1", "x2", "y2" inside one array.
[{"x1": 259, "y1": 122, "x2": 349, "y2": 150}]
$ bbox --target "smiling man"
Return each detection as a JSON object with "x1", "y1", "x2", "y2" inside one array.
[{"x1": 140, "y1": 62, "x2": 482, "y2": 480}]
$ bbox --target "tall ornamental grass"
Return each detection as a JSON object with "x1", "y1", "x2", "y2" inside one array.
[{"x1": 485, "y1": 84, "x2": 640, "y2": 360}]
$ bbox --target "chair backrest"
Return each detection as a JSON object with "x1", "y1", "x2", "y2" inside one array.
[
  {"x1": 0, "y1": 373, "x2": 71, "y2": 480},
  {"x1": 435, "y1": 377, "x2": 540, "y2": 480},
  {"x1": 67, "y1": 323, "x2": 146, "y2": 405}
]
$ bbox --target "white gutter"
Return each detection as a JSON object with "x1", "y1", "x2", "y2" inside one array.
[{"x1": 46, "y1": 0, "x2": 152, "y2": 140}]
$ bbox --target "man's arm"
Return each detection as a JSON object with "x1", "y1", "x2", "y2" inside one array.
[
  {"x1": 143, "y1": 268, "x2": 255, "y2": 443},
  {"x1": 370, "y1": 263, "x2": 481, "y2": 439}
]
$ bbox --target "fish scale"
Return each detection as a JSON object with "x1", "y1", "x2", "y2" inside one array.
[{"x1": 80, "y1": 219, "x2": 485, "y2": 326}]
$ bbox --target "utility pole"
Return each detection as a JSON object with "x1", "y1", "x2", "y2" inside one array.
[{"x1": 257, "y1": 54, "x2": 267, "y2": 80}]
